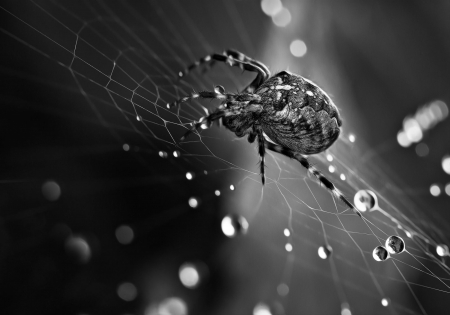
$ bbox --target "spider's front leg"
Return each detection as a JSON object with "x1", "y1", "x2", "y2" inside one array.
[
  {"x1": 167, "y1": 85, "x2": 233, "y2": 109},
  {"x1": 264, "y1": 140, "x2": 361, "y2": 217}
]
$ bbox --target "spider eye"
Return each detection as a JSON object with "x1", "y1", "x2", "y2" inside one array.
[{"x1": 214, "y1": 85, "x2": 225, "y2": 94}]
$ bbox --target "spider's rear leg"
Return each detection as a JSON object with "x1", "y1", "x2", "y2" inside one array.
[
  {"x1": 264, "y1": 141, "x2": 361, "y2": 217},
  {"x1": 251, "y1": 126, "x2": 267, "y2": 185}
]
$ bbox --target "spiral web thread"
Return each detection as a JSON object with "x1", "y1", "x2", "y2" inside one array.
[{"x1": 1, "y1": 1, "x2": 450, "y2": 314}]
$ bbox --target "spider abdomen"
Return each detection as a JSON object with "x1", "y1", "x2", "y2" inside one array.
[{"x1": 255, "y1": 71, "x2": 342, "y2": 154}]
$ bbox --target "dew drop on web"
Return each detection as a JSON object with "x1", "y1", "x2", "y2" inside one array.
[
  {"x1": 221, "y1": 214, "x2": 249, "y2": 237},
  {"x1": 318, "y1": 245, "x2": 333, "y2": 259},
  {"x1": 373, "y1": 246, "x2": 390, "y2": 261},
  {"x1": 385, "y1": 235, "x2": 406, "y2": 254},
  {"x1": 354, "y1": 190, "x2": 376, "y2": 212}
]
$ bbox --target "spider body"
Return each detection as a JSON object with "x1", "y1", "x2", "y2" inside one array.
[
  {"x1": 254, "y1": 71, "x2": 342, "y2": 155},
  {"x1": 169, "y1": 49, "x2": 360, "y2": 216}
]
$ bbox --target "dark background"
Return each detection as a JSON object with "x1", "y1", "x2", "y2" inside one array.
[{"x1": 1, "y1": 1, "x2": 450, "y2": 314}]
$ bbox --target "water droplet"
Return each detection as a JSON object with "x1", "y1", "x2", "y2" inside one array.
[
  {"x1": 326, "y1": 154, "x2": 333, "y2": 162},
  {"x1": 373, "y1": 245, "x2": 390, "y2": 261},
  {"x1": 159, "y1": 151, "x2": 168, "y2": 158},
  {"x1": 283, "y1": 228, "x2": 290, "y2": 237},
  {"x1": 381, "y1": 298, "x2": 389, "y2": 307},
  {"x1": 230, "y1": 185, "x2": 235, "y2": 191},
  {"x1": 188, "y1": 197, "x2": 199, "y2": 208},
  {"x1": 123, "y1": 144, "x2": 130, "y2": 151},
  {"x1": 277, "y1": 283, "x2": 289, "y2": 296},
  {"x1": 353, "y1": 190, "x2": 377, "y2": 212},
  {"x1": 385, "y1": 235, "x2": 406, "y2": 254},
  {"x1": 285, "y1": 243, "x2": 293, "y2": 252},
  {"x1": 329, "y1": 165, "x2": 335, "y2": 173},
  {"x1": 215, "y1": 190, "x2": 221, "y2": 196},
  {"x1": 221, "y1": 215, "x2": 249, "y2": 237},
  {"x1": 186, "y1": 172, "x2": 194, "y2": 180},
  {"x1": 436, "y1": 244, "x2": 449, "y2": 257},
  {"x1": 117, "y1": 282, "x2": 137, "y2": 301},
  {"x1": 348, "y1": 134, "x2": 355, "y2": 142},
  {"x1": 173, "y1": 150, "x2": 180, "y2": 158},
  {"x1": 318, "y1": 245, "x2": 333, "y2": 259},
  {"x1": 115, "y1": 225, "x2": 134, "y2": 245},
  {"x1": 340, "y1": 174, "x2": 346, "y2": 181},
  {"x1": 136, "y1": 115, "x2": 142, "y2": 121},
  {"x1": 405, "y1": 230, "x2": 412, "y2": 238},
  {"x1": 42, "y1": 180, "x2": 61, "y2": 201}
]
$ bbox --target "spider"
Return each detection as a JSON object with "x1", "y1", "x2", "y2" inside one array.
[{"x1": 168, "y1": 49, "x2": 360, "y2": 217}]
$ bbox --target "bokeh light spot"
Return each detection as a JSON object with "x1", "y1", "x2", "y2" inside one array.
[
  {"x1": 397, "y1": 130, "x2": 411, "y2": 147},
  {"x1": 430, "y1": 184, "x2": 441, "y2": 197},
  {"x1": 272, "y1": 7, "x2": 291, "y2": 27},
  {"x1": 157, "y1": 297, "x2": 187, "y2": 315},
  {"x1": 117, "y1": 282, "x2": 137, "y2": 301},
  {"x1": 290, "y1": 39, "x2": 307, "y2": 57},
  {"x1": 415, "y1": 143, "x2": 429, "y2": 157},
  {"x1": 253, "y1": 302, "x2": 272, "y2": 315},
  {"x1": 285, "y1": 243, "x2": 293, "y2": 252},
  {"x1": 445, "y1": 183, "x2": 450, "y2": 196},
  {"x1": 179, "y1": 263, "x2": 200, "y2": 288},
  {"x1": 277, "y1": 283, "x2": 289, "y2": 296},
  {"x1": 65, "y1": 235, "x2": 91, "y2": 264},
  {"x1": 230, "y1": 185, "x2": 235, "y2": 191},
  {"x1": 186, "y1": 172, "x2": 193, "y2": 180},
  {"x1": 381, "y1": 298, "x2": 389, "y2": 307},
  {"x1": 215, "y1": 190, "x2": 221, "y2": 196},
  {"x1": 123, "y1": 143, "x2": 130, "y2": 151},
  {"x1": 42, "y1": 180, "x2": 61, "y2": 201},
  {"x1": 116, "y1": 225, "x2": 134, "y2": 245},
  {"x1": 261, "y1": 0, "x2": 282, "y2": 16},
  {"x1": 188, "y1": 197, "x2": 199, "y2": 208},
  {"x1": 404, "y1": 117, "x2": 423, "y2": 143},
  {"x1": 442, "y1": 155, "x2": 450, "y2": 174}
]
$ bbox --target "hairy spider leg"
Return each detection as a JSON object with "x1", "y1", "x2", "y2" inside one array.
[
  {"x1": 264, "y1": 140, "x2": 361, "y2": 217},
  {"x1": 167, "y1": 90, "x2": 236, "y2": 108},
  {"x1": 222, "y1": 49, "x2": 271, "y2": 93},
  {"x1": 177, "y1": 52, "x2": 268, "y2": 91},
  {"x1": 252, "y1": 125, "x2": 267, "y2": 185},
  {"x1": 181, "y1": 110, "x2": 225, "y2": 141}
]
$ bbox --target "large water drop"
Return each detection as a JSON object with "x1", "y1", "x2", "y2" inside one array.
[
  {"x1": 373, "y1": 246, "x2": 390, "y2": 261},
  {"x1": 385, "y1": 235, "x2": 406, "y2": 254},
  {"x1": 354, "y1": 190, "x2": 377, "y2": 212}
]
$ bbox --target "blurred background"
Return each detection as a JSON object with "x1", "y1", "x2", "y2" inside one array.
[{"x1": 1, "y1": 0, "x2": 450, "y2": 314}]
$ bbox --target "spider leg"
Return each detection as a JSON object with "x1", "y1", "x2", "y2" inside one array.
[
  {"x1": 251, "y1": 125, "x2": 266, "y2": 185},
  {"x1": 180, "y1": 110, "x2": 225, "y2": 141},
  {"x1": 177, "y1": 51, "x2": 270, "y2": 92},
  {"x1": 223, "y1": 49, "x2": 271, "y2": 93},
  {"x1": 264, "y1": 140, "x2": 361, "y2": 217},
  {"x1": 167, "y1": 87, "x2": 235, "y2": 108}
]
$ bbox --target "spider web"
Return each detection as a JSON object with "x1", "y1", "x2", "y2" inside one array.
[{"x1": 1, "y1": 1, "x2": 449, "y2": 315}]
